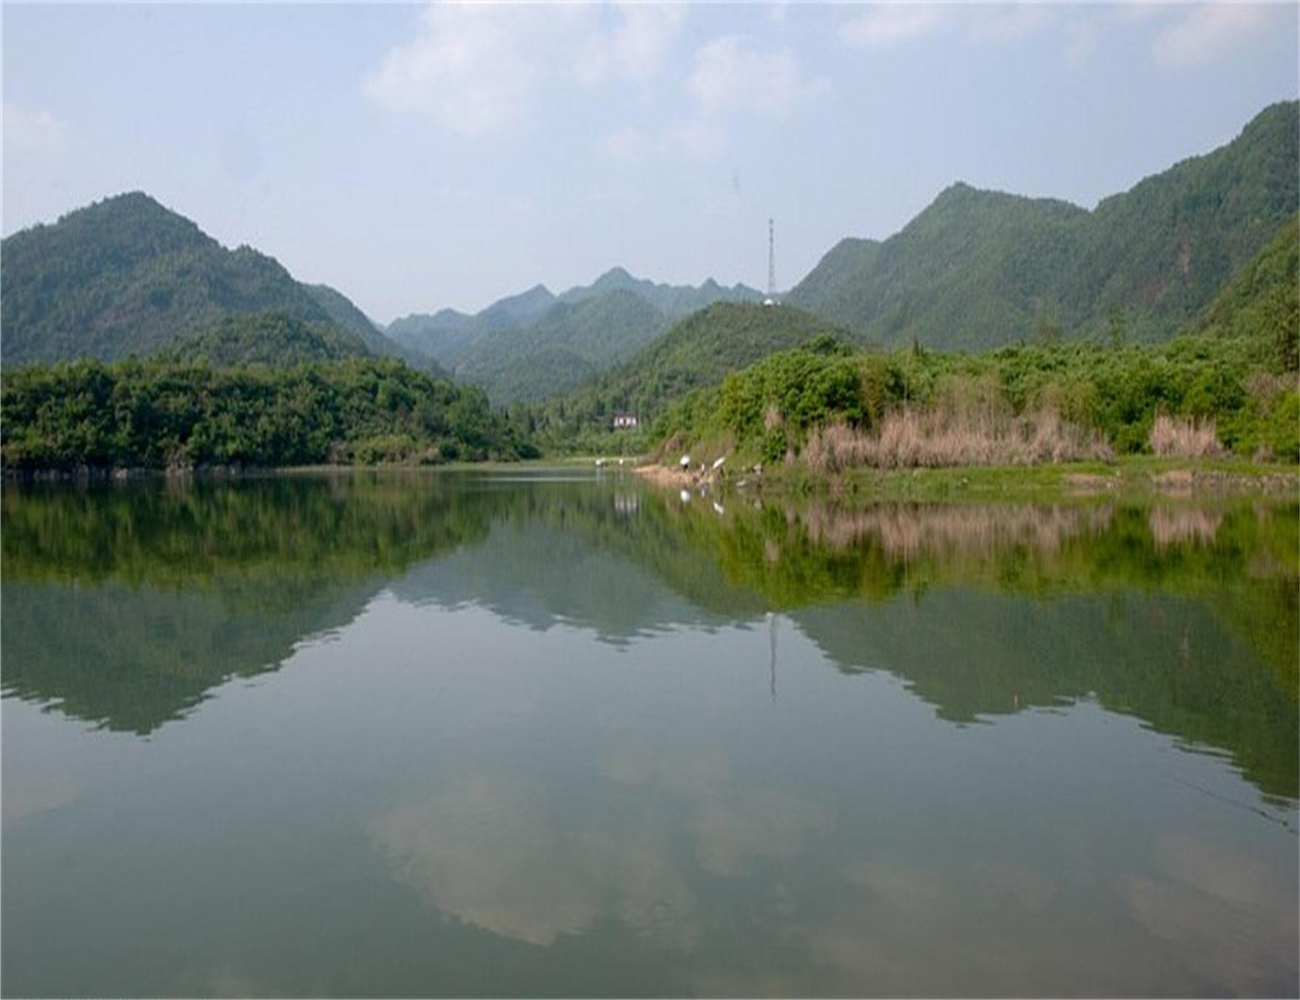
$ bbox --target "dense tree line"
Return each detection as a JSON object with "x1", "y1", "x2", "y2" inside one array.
[
  {"x1": 654, "y1": 333, "x2": 1300, "y2": 464},
  {"x1": 1, "y1": 356, "x2": 537, "y2": 471}
]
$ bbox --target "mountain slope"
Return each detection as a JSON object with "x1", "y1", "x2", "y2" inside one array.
[
  {"x1": 534, "y1": 301, "x2": 857, "y2": 438},
  {"x1": 388, "y1": 270, "x2": 763, "y2": 401},
  {"x1": 457, "y1": 288, "x2": 670, "y2": 403},
  {"x1": 164, "y1": 312, "x2": 372, "y2": 367},
  {"x1": 1186, "y1": 213, "x2": 1299, "y2": 369},
  {"x1": 0, "y1": 192, "x2": 426, "y2": 371},
  {"x1": 789, "y1": 101, "x2": 1300, "y2": 349},
  {"x1": 558, "y1": 266, "x2": 761, "y2": 316}
]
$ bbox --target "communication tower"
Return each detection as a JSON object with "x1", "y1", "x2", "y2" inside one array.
[{"x1": 764, "y1": 218, "x2": 776, "y2": 306}]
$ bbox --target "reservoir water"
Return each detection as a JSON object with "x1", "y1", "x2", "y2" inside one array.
[{"x1": 3, "y1": 470, "x2": 1296, "y2": 997}]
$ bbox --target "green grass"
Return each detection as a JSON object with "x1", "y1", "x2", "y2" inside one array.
[{"x1": 714, "y1": 456, "x2": 1300, "y2": 504}]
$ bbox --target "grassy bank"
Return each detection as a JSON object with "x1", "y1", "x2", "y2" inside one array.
[{"x1": 650, "y1": 455, "x2": 1299, "y2": 504}]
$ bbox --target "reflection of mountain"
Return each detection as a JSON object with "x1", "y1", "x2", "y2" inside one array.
[
  {"x1": 1, "y1": 578, "x2": 381, "y2": 734},
  {"x1": 792, "y1": 590, "x2": 1298, "y2": 801},
  {"x1": 2, "y1": 475, "x2": 1295, "y2": 803},
  {"x1": 390, "y1": 520, "x2": 732, "y2": 645},
  {"x1": 0, "y1": 474, "x2": 501, "y2": 733}
]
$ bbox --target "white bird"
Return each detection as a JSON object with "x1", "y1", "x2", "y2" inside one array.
[
  {"x1": 712, "y1": 455, "x2": 726, "y2": 471},
  {"x1": 712, "y1": 501, "x2": 725, "y2": 515},
  {"x1": 679, "y1": 489, "x2": 691, "y2": 503},
  {"x1": 680, "y1": 454, "x2": 691, "y2": 469},
  {"x1": 595, "y1": 457, "x2": 606, "y2": 468}
]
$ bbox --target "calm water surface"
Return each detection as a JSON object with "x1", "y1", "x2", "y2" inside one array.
[{"x1": 2, "y1": 471, "x2": 1297, "y2": 997}]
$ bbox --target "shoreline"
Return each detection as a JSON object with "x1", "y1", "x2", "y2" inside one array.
[{"x1": 636, "y1": 456, "x2": 1300, "y2": 503}]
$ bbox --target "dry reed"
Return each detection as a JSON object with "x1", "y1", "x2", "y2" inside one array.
[
  {"x1": 801, "y1": 408, "x2": 1113, "y2": 472},
  {"x1": 1147, "y1": 414, "x2": 1222, "y2": 458}
]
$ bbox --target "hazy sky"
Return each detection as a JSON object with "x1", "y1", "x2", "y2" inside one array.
[{"x1": 4, "y1": 3, "x2": 1297, "y2": 323}]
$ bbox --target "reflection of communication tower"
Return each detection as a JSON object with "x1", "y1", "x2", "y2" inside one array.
[{"x1": 764, "y1": 218, "x2": 776, "y2": 305}]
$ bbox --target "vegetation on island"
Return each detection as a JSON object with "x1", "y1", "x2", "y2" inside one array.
[
  {"x1": 0, "y1": 354, "x2": 535, "y2": 471},
  {"x1": 650, "y1": 208, "x2": 1300, "y2": 472}
]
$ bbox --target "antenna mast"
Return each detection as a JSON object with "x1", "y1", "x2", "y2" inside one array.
[{"x1": 767, "y1": 218, "x2": 776, "y2": 301}]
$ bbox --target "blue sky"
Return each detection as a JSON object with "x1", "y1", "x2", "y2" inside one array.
[{"x1": 4, "y1": 3, "x2": 1297, "y2": 323}]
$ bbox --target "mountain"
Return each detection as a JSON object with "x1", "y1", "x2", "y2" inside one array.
[
  {"x1": 163, "y1": 311, "x2": 371, "y2": 367},
  {"x1": 456, "y1": 289, "x2": 670, "y2": 403},
  {"x1": 1187, "y1": 213, "x2": 1299, "y2": 369},
  {"x1": 387, "y1": 285, "x2": 557, "y2": 367},
  {"x1": 0, "y1": 191, "x2": 425, "y2": 369},
  {"x1": 387, "y1": 269, "x2": 762, "y2": 401},
  {"x1": 788, "y1": 101, "x2": 1300, "y2": 350},
  {"x1": 534, "y1": 301, "x2": 856, "y2": 437},
  {"x1": 559, "y1": 266, "x2": 761, "y2": 317}
]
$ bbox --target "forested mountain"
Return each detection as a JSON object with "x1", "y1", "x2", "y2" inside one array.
[
  {"x1": 387, "y1": 268, "x2": 761, "y2": 402},
  {"x1": 456, "y1": 288, "x2": 668, "y2": 403},
  {"x1": 387, "y1": 285, "x2": 557, "y2": 366},
  {"x1": 1189, "y1": 213, "x2": 1299, "y2": 369},
  {"x1": 530, "y1": 301, "x2": 854, "y2": 443},
  {"x1": 0, "y1": 192, "x2": 422, "y2": 368},
  {"x1": 161, "y1": 312, "x2": 371, "y2": 367},
  {"x1": 557, "y1": 266, "x2": 761, "y2": 317},
  {"x1": 788, "y1": 100, "x2": 1300, "y2": 349}
]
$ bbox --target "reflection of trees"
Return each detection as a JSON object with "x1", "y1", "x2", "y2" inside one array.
[
  {"x1": 2, "y1": 475, "x2": 1295, "y2": 801},
  {"x1": 0, "y1": 474, "x2": 505, "y2": 733}
]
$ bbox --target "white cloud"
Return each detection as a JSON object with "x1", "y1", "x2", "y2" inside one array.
[
  {"x1": 364, "y1": 4, "x2": 546, "y2": 135},
  {"x1": 688, "y1": 35, "x2": 829, "y2": 118},
  {"x1": 575, "y1": 5, "x2": 684, "y2": 85},
  {"x1": 839, "y1": 5, "x2": 944, "y2": 49},
  {"x1": 1063, "y1": 16, "x2": 1102, "y2": 68},
  {"x1": 1152, "y1": 3, "x2": 1275, "y2": 67},
  {"x1": 365, "y1": 3, "x2": 685, "y2": 136},
  {"x1": 668, "y1": 119, "x2": 728, "y2": 161},
  {"x1": 3, "y1": 103, "x2": 69, "y2": 153},
  {"x1": 600, "y1": 125, "x2": 651, "y2": 162},
  {"x1": 967, "y1": 4, "x2": 1052, "y2": 45}
]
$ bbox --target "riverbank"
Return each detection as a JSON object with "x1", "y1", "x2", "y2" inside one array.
[{"x1": 637, "y1": 455, "x2": 1300, "y2": 503}]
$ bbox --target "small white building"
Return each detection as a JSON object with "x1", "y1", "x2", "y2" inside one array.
[{"x1": 612, "y1": 412, "x2": 639, "y2": 430}]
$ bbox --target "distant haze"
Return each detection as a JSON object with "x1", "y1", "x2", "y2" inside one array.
[{"x1": 3, "y1": 3, "x2": 1297, "y2": 322}]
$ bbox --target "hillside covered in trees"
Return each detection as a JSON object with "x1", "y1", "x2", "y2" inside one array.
[
  {"x1": 388, "y1": 267, "x2": 761, "y2": 403},
  {"x1": 651, "y1": 212, "x2": 1300, "y2": 470},
  {"x1": 787, "y1": 100, "x2": 1299, "y2": 350},
  {"x1": 525, "y1": 301, "x2": 855, "y2": 451},
  {"x1": 0, "y1": 192, "x2": 428, "y2": 369},
  {"x1": 0, "y1": 356, "x2": 534, "y2": 471}
]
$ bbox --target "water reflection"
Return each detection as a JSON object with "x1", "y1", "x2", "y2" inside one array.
[
  {"x1": 2, "y1": 474, "x2": 1295, "y2": 802},
  {"x1": 2, "y1": 471, "x2": 1297, "y2": 997}
]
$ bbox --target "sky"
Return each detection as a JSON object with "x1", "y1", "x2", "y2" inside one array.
[{"x1": 3, "y1": 3, "x2": 1297, "y2": 324}]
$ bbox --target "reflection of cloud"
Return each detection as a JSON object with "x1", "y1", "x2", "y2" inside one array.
[
  {"x1": 2, "y1": 767, "x2": 76, "y2": 826},
  {"x1": 845, "y1": 860, "x2": 944, "y2": 914},
  {"x1": 370, "y1": 776, "x2": 697, "y2": 948},
  {"x1": 599, "y1": 734, "x2": 728, "y2": 795},
  {"x1": 694, "y1": 789, "x2": 834, "y2": 877},
  {"x1": 1127, "y1": 834, "x2": 1297, "y2": 993}
]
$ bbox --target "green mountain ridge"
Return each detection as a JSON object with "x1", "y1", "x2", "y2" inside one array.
[
  {"x1": 388, "y1": 268, "x2": 762, "y2": 402},
  {"x1": 0, "y1": 191, "x2": 425, "y2": 370},
  {"x1": 531, "y1": 301, "x2": 856, "y2": 444},
  {"x1": 788, "y1": 100, "x2": 1300, "y2": 350},
  {"x1": 162, "y1": 312, "x2": 372, "y2": 367}
]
